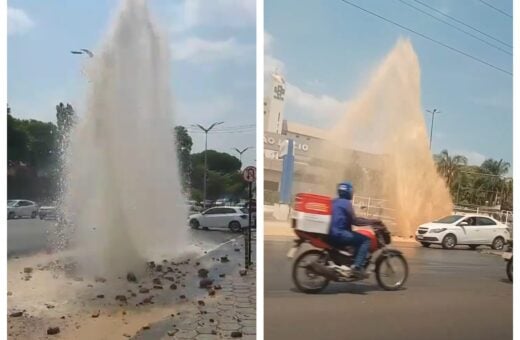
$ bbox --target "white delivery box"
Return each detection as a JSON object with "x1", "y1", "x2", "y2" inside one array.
[{"x1": 293, "y1": 193, "x2": 332, "y2": 235}]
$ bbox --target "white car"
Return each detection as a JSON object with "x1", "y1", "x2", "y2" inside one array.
[
  {"x1": 39, "y1": 205, "x2": 58, "y2": 220},
  {"x1": 415, "y1": 214, "x2": 511, "y2": 250},
  {"x1": 7, "y1": 199, "x2": 39, "y2": 219},
  {"x1": 188, "y1": 206, "x2": 251, "y2": 232}
]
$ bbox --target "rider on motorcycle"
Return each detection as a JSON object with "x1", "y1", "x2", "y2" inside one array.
[{"x1": 328, "y1": 181, "x2": 382, "y2": 278}]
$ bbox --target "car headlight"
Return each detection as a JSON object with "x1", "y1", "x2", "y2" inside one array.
[{"x1": 430, "y1": 228, "x2": 447, "y2": 233}]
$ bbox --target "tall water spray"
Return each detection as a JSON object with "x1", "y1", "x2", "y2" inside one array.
[
  {"x1": 62, "y1": 0, "x2": 187, "y2": 276},
  {"x1": 317, "y1": 39, "x2": 453, "y2": 236}
]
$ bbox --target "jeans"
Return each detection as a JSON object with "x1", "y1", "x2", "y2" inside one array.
[{"x1": 329, "y1": 230, "x2": 371, "y2": 268}]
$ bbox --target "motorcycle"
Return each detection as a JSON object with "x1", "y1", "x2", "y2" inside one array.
[
  {"x1": 503, "y1": 240, "x2": 512, "y2": 282},
  {"x1": 288, "y1": 222, "x2": 409, "y2": 293}
]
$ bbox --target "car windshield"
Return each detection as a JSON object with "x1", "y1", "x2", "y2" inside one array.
[
  {"x1": 7, "y1": 200, "x2": 17, "y2": 207},
  {"x1": 240, "y1": 208, "x2": 249, "y2": 214},
  {"x1": 433, "y1": 215, "x2": 464, "y2": 224}
]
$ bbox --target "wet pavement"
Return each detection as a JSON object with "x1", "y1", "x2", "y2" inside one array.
[
  {"x1": 7, "y1": 229, "x2": 255, "y2": 339},
  {"x1": 131, "y1": 231, "x2": 256, "y2": 340},
  {"x1": 265, "y1": 236, "x2": 512, "y2": 340},
  {"x1": 132, "y1": 267, "x2": 256, "y2": 340},
  {"x1": 7, "y1": 219, "x2": 240, "y2": 258}
]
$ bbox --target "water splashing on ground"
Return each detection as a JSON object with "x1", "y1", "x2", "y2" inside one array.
[{"x1": 61, "y1": 0, "x2": 187, "y2": 277}]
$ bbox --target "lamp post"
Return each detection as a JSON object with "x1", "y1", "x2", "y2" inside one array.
[
  {"x1": 233, "y1": 147, "x2": 254, "y2": 168},
  {"x1": 427, "y1": 109, "x2": 441, "y2": 150},
  {"x1": 192, "y1": 122, "x2": 224, "y2": 208}
]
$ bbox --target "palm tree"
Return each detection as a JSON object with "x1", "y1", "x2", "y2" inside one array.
[
  {"x1": 434, "y1": 150, "x2": 468, "y2": 190},
  {"x1": 479, "y1": 159, "x2": 511, "y2": 207},
  {"x1": 480, "y1": 159, "x2": 510, "y2": 176}
]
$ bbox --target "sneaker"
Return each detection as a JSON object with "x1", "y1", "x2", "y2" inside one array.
[{"x1": 350, "y1": 267, "x2": 366, "y2": 279}]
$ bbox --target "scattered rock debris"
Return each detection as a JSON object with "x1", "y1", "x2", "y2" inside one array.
[
  {"x1": 126, "y1": 272, "x2": 137, "y2": 282},
  {"x1": 47, "y1": 327, "x2": 60, "y2": 335}
]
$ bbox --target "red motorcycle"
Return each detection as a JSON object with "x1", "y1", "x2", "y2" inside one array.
[{"x1": 287, "y1": 193, "x2": 409, "y2": 293}]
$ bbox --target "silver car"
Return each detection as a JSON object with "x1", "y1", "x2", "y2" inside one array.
[
  {"x1": 39, "y1": 205, "x2": 58, "y2": 220},
  {"x1": 7, "y1": 199, "x2": 39, "y2": 219}
]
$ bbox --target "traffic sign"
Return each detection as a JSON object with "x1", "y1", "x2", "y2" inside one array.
[{"x1": 243, "y1": 166, "x2": 256, "y2": 182}]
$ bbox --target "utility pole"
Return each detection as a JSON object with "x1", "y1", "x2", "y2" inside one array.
[
  {"x1": 233, "y1": 147, "x2": 254, "y2": 168},
  {"x1": 427, "y1": 109, "x2": 441, "y2": 150},
  {"x1": 193, "y1": 122, "x2": 224, "y2": 209}
]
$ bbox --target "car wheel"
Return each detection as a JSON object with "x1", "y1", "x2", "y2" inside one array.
[
  {"x1": 8, "y1": 212, "x2": 15, "y2": 220},
  {"x1": 421, "y1": 242, "x2": 431, "y2": 248},
  {"x1": 469, "y1": 245, "x2": 479, "y2": 250},
  {"x1": 31, "y1": 211, "x2": 37, "y2": 219},
  {"x1": 442, "y1": 234, "x2": 457, "y2": 249},
  {"x1": 492, "y1": 236, "x2": 505, "y2": 251},
  {"x1": 229, "y1": 221, "x2": 242, "y2": 233},
  {"x1": 189, "y1": 219, "x2": 200, "y2": 229}
]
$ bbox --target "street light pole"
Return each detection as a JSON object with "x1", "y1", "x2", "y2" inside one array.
[
  {"x1": 233, "y1": 147, "x2": 254, "y2": 168},
  {"x1": 427, "y1": 109, "x2": 441, "y2": 150},
  {"x1": 193, "y1": 122, "x2": 224, "y2": 209}
]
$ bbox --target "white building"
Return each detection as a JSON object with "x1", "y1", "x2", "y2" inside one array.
[{"x1": 264, "y1": 73, "x2": 382, "y2": 203}]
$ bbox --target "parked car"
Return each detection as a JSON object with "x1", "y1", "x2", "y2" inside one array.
[
  {"x1": 39, "y1": 205, "x2": 58, "y2": 220},
  {"x1": 7, "y1": 199, "x2": 39, "y2": 219},
  {"x1": 415, "y1": 214, "x2": 511, "y2": 250},
  {"x1": 188, "y1": 204, "x2": 203, "y2": 213},
  {"x1": 188, "y1": 206, "x2": 252, "y2": 232}
]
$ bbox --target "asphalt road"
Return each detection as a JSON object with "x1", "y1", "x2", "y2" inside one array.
[
  {"x1": 7, "y1": 218, "x2": 55, "y2": 257},
  {"x1": 265, "y1": 236, "x2": 512, "y2": 340},
  {"x1": 7, "y1": 218, "x2": 244, "y2": 258}
]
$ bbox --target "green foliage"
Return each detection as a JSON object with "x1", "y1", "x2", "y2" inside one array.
[
  {"x1": 7, "y1": 114, "x2": 29, "y2": 162},
  {"x1": 174, "y1": 126, "x2": 193, "y2": 189},
  {"x1": 56, "y1": 102, "x2": 76, "y2": 138},
  {"x1": 7, "y1": 106, "x2": 61, "y2": 201},
  {"x1": 435, "y1": 150, "x2": 512, "y2": 210},
  {"x1": 188, "y1": 150, "x2": 246, "y2": 201},
  {"x1": 191, "y1": 150, "x2": 241, "y2": 173},
  {"x1": 7, "y1": 114, "x2": 58, "y2": 171}
]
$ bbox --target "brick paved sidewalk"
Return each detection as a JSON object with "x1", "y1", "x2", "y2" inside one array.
[{"x1": 132, "y1": 266, "x2": 256, "y2": 340}]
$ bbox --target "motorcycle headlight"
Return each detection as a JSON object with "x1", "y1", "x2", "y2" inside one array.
[{"x1": 430, "y1": 228, "x2": 447, "y2": 233}]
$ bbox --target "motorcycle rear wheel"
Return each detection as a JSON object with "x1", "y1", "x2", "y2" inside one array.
[
  {"x1": 292, "y1": 249, "x2": 330, "y2": 294},
  {"x1": 375, "y1": 252, "x2": 408, "y2": 291}
]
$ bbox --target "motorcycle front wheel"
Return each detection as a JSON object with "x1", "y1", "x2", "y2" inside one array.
[
  {"x1": 507, "y1": 259, "x2": 513, "y2": 282},
  {"x1": 292, "y1": 249, "x2": 330, "y2": 294},
  {"x1": 375, "y1": 252, "x2": 409, "y2": 291}
]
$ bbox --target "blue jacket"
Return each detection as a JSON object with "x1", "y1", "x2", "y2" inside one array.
[{"x1": 329, "y1": 198, "x2": 376, "y2": 237}]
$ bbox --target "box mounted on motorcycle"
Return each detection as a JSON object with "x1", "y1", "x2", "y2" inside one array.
[{"x1": 288, "y1": 193, "x2": 408, "y2": 293}]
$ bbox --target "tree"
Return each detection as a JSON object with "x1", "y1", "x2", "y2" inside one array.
[
  {"x1": 174, "y1": 126, "x2": 193, "y2": 189},
  {"x1": 479, "y1": 158, "x2": 510, "y2": 206},
  {"x1": 7, "y1": 114, "x2": 29, "y2": 163},
  {"x1": 7, "y1": 107, "x2": 60, "y2": 201},
  {"x1": 189, "y1": 150, "x2": 244, "y2": 201},
  {"x1": 480, "y1": 158, "x2": 510, "y2": 177},
  {"x1": 434, "y1": 150, "x2": 467, "y2": 191},
  {"x1": 438, "y1": 153, "x2": 513, "y2": 210},
  {"x1": 191, "y1": 150, "x2": 241, "y2": 174},
  {"x1": 56, "y1": 102, "x2": 76, "y2": 138}
]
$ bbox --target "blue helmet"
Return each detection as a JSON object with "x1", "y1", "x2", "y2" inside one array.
[{"x1": 337, "y1": 181, "x2": 354, "y2": 200}]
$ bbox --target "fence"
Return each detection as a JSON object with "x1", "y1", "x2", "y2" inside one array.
[{"x1": 352, "y1": 195, "x2": 395, "y2": 221}]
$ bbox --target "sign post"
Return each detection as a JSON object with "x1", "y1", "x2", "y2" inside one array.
[{"x1": 242, "y1": 166, "x2": 256, "y2": 268}]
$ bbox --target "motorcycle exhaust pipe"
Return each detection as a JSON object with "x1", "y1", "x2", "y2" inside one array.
[{"x1": 308, "y1": 262, "x2": 339, "y2": 281}]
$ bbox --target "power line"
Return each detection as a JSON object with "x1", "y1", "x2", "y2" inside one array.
[
  {"x1": 478, "y1": 0, "x2": 512, "y2": 18},
  {"x1": 413, "y1": 0, "x2": 512, "y2": 48},
  {"x1": 336, "y1": 0, "x2": 512, "y2": 76},
  {"x1": 396, "y1": 0, "x2": 511, "y2": 56}
]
